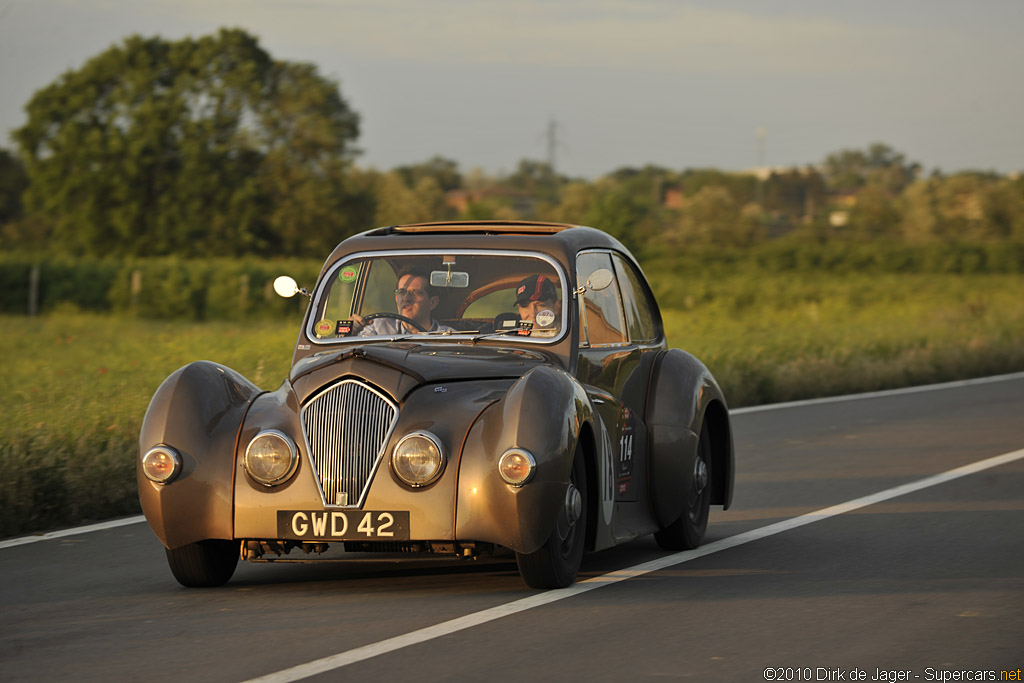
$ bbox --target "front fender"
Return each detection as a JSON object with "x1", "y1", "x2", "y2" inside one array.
[
  {"x1": 455, "y1": 365, "x2": 591, "y2": 554},
  {"x1": 646, "y1": 349, "x2": 734, "y2": 527},
  {"x1": 137, "y1": 361, "x2": 260, "y2": 549}
]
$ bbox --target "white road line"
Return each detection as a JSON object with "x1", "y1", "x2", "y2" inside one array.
[
  {"x1": 243, "y1": 447, "x2": 1024, "y2": 683},
  {"x1": 2, "y1": 371, "x2": 1022, "y2": 550},
  {"x1": 0, "y1": 515, "x2": 145, "y2": 550}
]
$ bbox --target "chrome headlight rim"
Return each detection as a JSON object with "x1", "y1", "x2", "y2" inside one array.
[
  {"x1": 141, "y1": 445, "x2": 182, "y2": 484},
  {"x1": 391, "y1": 431, "x2": 446, "y2": 488},
  {"x1": 243, "y1": 429, "x2": 300, "y2": 487},
  {"x1": 498, "y1": 448, "x2": 537, "y2": 486}
]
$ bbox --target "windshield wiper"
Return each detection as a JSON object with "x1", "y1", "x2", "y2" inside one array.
[
  {"x1": 469, "y1": 328, "x2": 533, "y2": 343},
  {"x1": 386, "y1": 328, "x2": 478, "y2": 342}
]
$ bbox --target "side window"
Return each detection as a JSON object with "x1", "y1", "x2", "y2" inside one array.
[
  {"x1": 612, "y1": 254, "x2": 659, "y2": 343},
  {"x1": 576, "y1": 252, "x2": 627, "y2": 346}
]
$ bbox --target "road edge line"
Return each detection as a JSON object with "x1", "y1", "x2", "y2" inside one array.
[{"x1": 0, "y1": 515, "x2": 146, "y2": 550}]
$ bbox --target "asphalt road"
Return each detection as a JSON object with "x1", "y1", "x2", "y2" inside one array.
[{"x1": 2, "y1": 375, "x2": 1022, "y2": 683}]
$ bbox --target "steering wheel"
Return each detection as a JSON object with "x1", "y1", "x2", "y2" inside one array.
[{"x1": 362, "y1": 312, "x2": 428, "y2": 333}]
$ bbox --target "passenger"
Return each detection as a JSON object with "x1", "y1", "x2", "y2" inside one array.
[
  {"x1": 354, "y1": 267, "x2": 455, "y2": 335},
  {"x1": 515, "y1": 274, "x2": 562, "y2": 335}
]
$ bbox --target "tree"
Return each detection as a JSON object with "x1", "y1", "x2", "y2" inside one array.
[
  {"x1": 847, "y1": 185, "x2": 901, "y2": 238},
  {"x1": 503, "y1": 159, "x2": 567, "y2": 204},
  {"x1": 762, "y1": 169, "x2": 826, "y2": 223},
  {"x1": 0, "y1": 148, "x2": 27, "y2": 226},
  {"x1": 14, "y1": 28, "x2": 360, "y2": 257},
  {"x1": 899, "y1": 180, "x2": 940, "y2": 242},
  {"x1": 979, "y1": 177, "x2": 1024, "y2": 241},
  {"x1": 393, "y1": 156, "x2": 462, "y2": 193},
  {"x1": 823, "y1": 143, "x2": 920, "y2": 193},
  {"x1": 0, "y1": 148, "x2": 36, "y2": 250},
  {"x1": 666, "y1": 185, "x2": 760, "y2": 247},
  {"x1": 372, "y1": 171, "x2": 449, "y2": 226}
]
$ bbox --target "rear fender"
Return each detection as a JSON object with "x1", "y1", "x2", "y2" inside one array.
[{"x1": 138, "y1": 361, "x2": 260, "y2": 549}]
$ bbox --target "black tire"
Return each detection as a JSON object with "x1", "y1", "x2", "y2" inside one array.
[
  {"x1": 654, "y1": 425, "x2": 712, "y2": 551},
  {"x1": 515, "y1": 447, "x2": 588, "y2": 589},
  {"x1": 165, "y1": 540, "x2": 239, "y2": 587}
]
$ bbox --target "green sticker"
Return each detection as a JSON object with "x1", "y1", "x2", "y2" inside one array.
[{"x1": 339, "y1": 265, "x2": 359, "y2": 283}]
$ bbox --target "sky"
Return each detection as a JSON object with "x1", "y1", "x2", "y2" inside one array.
[{"x1": 1, "y1": 0, "x2": 1021, "y2": 178}]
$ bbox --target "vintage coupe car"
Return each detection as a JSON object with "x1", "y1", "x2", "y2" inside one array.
[{"x1": 138, "y1": 221, "x2": 734, "y2": 589}]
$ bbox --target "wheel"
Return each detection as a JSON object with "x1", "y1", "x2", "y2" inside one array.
[
  {"x1": 165, "y1": 539, "x2": 239, "y2": 587},
  {"x1": 515, "y1": 446, "x2": 587, "y2": 588},
  {"x1": 363, "y1": 312, "x2": 427, "y2": 332},
  {"x1": 654, "y1": 425, "x2": 712, "y2": 551}
]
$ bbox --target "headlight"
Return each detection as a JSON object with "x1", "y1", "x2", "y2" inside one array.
[
  {"x1": 244, "y1": 430, "x2": 299, "y2": 486},
  {"x1": 392, "y1": 432, "x2": 445, "y2": 487},
  {"x1": 141, "y1": 445, "x2": 181, "y2": 484},
  {"x1": 498, "y1": 448, "x2": 536, "y2": 486}
]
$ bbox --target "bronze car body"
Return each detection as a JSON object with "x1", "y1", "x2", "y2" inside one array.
[{"x1": 138, "y1": 221, "x2": 734, "y2": 588}]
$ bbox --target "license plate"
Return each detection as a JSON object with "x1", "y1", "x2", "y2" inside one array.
[{"x1": 277, "y1": 510, "x2": 410, "y2": 541}]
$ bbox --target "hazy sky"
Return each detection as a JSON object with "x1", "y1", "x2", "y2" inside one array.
[{"x1": 1, "y1": 0, "x2": 1021, "y2": 178}]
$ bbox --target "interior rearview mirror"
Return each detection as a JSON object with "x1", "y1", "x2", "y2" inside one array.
[{"x1": 430, "y1": 270, "x2": 470, "y2": 288}]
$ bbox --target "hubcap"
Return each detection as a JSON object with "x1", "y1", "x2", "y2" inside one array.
[
  {"x1": 565, "y1": 483, "x2": 582, "y2": 526},
  {"x1": 554, "y1": 480, "x2": 583, "y2": 553},
  {"x1": 693, "y1": 457, "x2": 708, "y2": 495}
]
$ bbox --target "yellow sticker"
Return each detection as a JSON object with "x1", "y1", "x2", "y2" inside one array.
[{"x1": 314, "y1": 319, "x2": 335, "y2": 338}]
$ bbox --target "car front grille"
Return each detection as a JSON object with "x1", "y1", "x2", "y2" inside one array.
[{"x1": 301, "y1": 380, "x2": 398, "y2": 507}]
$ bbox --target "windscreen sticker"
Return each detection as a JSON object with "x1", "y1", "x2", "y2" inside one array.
[
  {"x1": 515, "y1": 321, "x2": 534, "y2": 337},
  {"x1": 314, "y1": 319, "x2": 335, "y2": 338},
  {"x1": 535, "y1": 309, "x2": 556, "y2": 328},
  {"x1": 339, "y1": 265, "x2": 359, "y2": 283},
  {"x1": 335, "y1": 320, "x2": 354, "y2": 336}
]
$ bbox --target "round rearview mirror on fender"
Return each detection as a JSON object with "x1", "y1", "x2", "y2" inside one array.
[
  {"x1": 587, "y1": 268, "x2": 614, "y2": 291},
  {"x1": 273, "y1": 275, "x2": 299, "y2": 298}
]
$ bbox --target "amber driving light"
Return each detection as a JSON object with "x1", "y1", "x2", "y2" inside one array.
[
  {"x1": 141, "y1": 446, "x2": 181, "y2": 484},
  {"x1": 498, "y1": 448, "x2": 536, "y2": 486},
  {"x1": 244, "y1": 430, "x2": 299, "y2": 486},
  {"x1": 392, "y1": 432, "x2": 445, "y2": 487}
]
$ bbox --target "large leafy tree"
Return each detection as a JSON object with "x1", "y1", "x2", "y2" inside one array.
[
  {"x1": 14, "y1": 28, "x2": 360, "y2": 257},
  {"x1": 0, "y1": 148, "x2": 27, "y2": 226}
]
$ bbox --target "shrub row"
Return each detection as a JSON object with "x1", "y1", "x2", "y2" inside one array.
[
  {"x1": 0, "y1": 255, "x2": 322, "y2": 320},
  {"x1": 3, "y1": 240, "x2": 1023, "y2": 320},
  {"x1": 642, "y1": 240, "x2": 1024, "y2": 276}
]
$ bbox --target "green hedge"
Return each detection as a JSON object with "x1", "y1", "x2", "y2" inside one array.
[
  {"x1": 3, "y1": 241, "x2": 1023, "y2": 320},
  {"x1": 0, "y1": 255, "x2": 321, "y2": 320},
  {"x1": 642, "y1": 240, "x2": 1024, "y2": 276}
]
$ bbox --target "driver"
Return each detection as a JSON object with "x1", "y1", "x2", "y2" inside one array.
[
  {"x1": 353, "y1": 266, "x2": 455, "y2": 336},
  {"x1": 515, "y1": 274, "x2": 562, "y2": 335}
]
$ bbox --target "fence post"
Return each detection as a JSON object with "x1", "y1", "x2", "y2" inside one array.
[
  {"x1": 239, "y1": 273, "x2": 250, "y2": 314},
  {"x1": 131, "y1": 269, "x2": 142, "y2": 314},
  {"x1": 28, "y1": 264, "x2": 40, "y2": 317}
]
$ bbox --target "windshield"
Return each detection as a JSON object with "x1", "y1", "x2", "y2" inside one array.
[{"x1": 308, "y1": 251, "x2": 566, "y2": 344}]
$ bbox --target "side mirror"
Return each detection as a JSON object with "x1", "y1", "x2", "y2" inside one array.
[
  {"x1": 274, "y1": 275, "x2": 309, "y2": 299},
  {"x1": 586, "y1": 268, "x2": 614, "y2": 292}
]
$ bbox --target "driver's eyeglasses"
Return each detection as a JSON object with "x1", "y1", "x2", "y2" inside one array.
[{"x1": 394, "y1": 288, "x2": 428, "y2": 301}]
